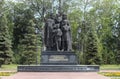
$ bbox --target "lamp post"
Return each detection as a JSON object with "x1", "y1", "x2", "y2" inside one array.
[
  {"x1": 77, "y1": 27, "x2": 81, "y2": 51},
  {"x1": 77, "y1": 27, "x2": 81, "y2": 64},
  {"x1": 82, "y1": 20, "x2": 86, "y2": 64},
  {"x1": 35, "y1": 27, "x2": 39, "y2": 65}
]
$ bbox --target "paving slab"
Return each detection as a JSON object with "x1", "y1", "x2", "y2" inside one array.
[{"x1": 2, "y1": 72, "x2": 110, "y2": 79}]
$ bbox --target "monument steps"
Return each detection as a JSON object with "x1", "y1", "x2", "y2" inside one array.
[{"x1": 18, "y1": 65, "x2": 99, "y2": 72}]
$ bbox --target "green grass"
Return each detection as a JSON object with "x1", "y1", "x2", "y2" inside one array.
[
  {"x1": 0, "y1": 64, "x2": 17, "y2": 71},
  {"x1": 0, "y1": 72, "x2": 16, "y2": 76},
  {"x1": 100, "y1": 65, "x2": 120, "y2": 79},
  {"x1": 100, "y1": 65, "x2": 120, "y2": 70}
]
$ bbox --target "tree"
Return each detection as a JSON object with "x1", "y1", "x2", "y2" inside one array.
[
  {"x1": 91, "y1": 0, "x2": 119, "y2": 64},
  {"x1": 0, "y1": 0, "x2": 13, "y2": 67},
  {"x1": 85, "y1": 28, "x2": 101, "y2": 65},
  {"x1": 115, "y1": 8, "x2": 120, "y2": 64},
  {"x1": 13, "y1": 6, "x2": 37, "y2": 64},
  {"x1": 19, "y1": 20, "x2": 37, "y2": 64},
  {"x1": 24, "y1": 0, "x2": 52, "y2": 27}
]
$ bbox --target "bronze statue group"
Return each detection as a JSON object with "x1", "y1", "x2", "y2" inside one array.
[{"x1": 44, "y1": 12, "x2": 72, "y2": 51}]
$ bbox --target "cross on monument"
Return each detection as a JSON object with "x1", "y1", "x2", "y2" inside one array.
[
  {"x1": 52, "y1": 0, "x2": 63, "y2": 13},
  {"x1": 59, "y1": 0, "x2": 61, "y2": 12},
  {"x1": 59, "y1": 0, "x2": 63, "y2": 13}
]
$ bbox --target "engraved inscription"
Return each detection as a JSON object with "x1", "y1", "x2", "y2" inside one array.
[{"x1": 49, "y1": 55, "x2": 69, "y2": 62}]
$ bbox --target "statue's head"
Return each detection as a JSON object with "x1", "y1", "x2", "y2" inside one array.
[
  {"x1": 56, "y1": 14, "x2": 62, "y2": 22},
  {"x1": 63, "y1": 20, "x2": 69, "y2": 25},
  {"x1": 62, "y1": 13, "x2": 67, "y2": 20},
  {"x1": 49, "y1": 13, "x2": 54, "y2": 19}
]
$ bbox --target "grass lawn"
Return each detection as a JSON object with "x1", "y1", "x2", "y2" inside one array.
[
  {"x1": 100, "y1": 65, "x2": 120, "y2": 79},
  {"x1": 0, "y1": 64, "x2": 17, "y2": 71},
  {"x1": 100, "y1": 65, "x2": 120, "y2": 70},
  {"x1": 0, "y1": 64, "x2": 17, "y2": 76}
]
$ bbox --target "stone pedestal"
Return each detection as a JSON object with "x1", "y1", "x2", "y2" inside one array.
[
  {"x1": 17, "y1": 51, "x2": 100, "y2": 72},
  {"x1": 41, "y1": 51, "x2": 77, "y2": 65}
]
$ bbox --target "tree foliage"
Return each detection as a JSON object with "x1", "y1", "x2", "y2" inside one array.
[
  {"x1": 13, "y1": 3, "x2": 37, "y2": 64},
  {"x1": 0, "y1": 0, "x2": 13, "y2": 67}
]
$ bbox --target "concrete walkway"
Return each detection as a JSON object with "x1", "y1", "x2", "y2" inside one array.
[{"x1": 2, "y1": 72, "x2": 110, "y2": 79}]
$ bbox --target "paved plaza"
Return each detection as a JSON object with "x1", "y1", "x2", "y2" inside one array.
[{"x1": 2, "y1": 72, "x2": 110, "y2": 79}]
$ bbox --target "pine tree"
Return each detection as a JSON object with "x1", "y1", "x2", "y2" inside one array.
[
  {"x1": 20, "y1": 19, "x2": 37, "y2": 65},
  {"x1": 0, "y1": 15, "x2": 13, "y2": 66},
  {"x1": 116, "y1": 43, "x2": 120, "y2": 64},
  {"x1": 13, "y1": 8, "x2": 37, "y2": 64},
  {"x1": 0, "y1": 0, "x2": 13, "y2": 66},
  {"x1": 85, "y1": 29, "x2": 101, "y2": 65},
  {"x1": 116, "y1": 17, "x2": 120, "y2": 64}
]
